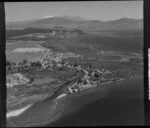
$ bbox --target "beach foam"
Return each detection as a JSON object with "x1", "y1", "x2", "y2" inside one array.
[
  {"x1": 7, "y1": 104, "x2": 33, "y2": 118},
  {"x1": 56, "y1": 94, "x2": 67, "y2": 100}
]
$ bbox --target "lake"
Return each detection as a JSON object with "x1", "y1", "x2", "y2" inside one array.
[
  {"x1": 7, "y1": 75, "x2": 144, "y2": 127},
  {"x1": 47, "y1": 75, "x2": 144, "y2": 126}
]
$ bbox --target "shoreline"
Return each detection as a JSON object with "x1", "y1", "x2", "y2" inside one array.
[
  {"x1": 7, "y1": 73, "x2": 143, "y2": 127},
  {"x1": 6, "y1": 93, "x2": 67, "y2": 120},
  {"x1": 47, "y1": 73, "x2": 144, "y2": 126},
  {"x1": 46, "y1": 73, "x2": 143, "y2": 125}
]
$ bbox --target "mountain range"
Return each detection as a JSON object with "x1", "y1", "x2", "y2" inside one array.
[{"x1": 6, "y1": 16, "x2": 143, "y2": 31}]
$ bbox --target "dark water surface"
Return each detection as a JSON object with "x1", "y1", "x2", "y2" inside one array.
[{"x1": 47, "y1": 75, "x2": 144, "y2": 126}]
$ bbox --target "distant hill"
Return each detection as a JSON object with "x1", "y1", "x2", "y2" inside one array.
[{"x1": 6, "y1": 16, "x2": 143, "y2": 31}]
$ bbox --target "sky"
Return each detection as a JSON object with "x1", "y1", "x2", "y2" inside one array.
[{"x1": 5, "y1": 1, "x2": 143, "y2": 22}]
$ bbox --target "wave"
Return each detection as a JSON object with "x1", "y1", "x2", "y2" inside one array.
[
  {"x1": 55, "y1": 93, "x2": 67, "y2": 100},
  {"x1": 7, "y1": 104, "x2": 33, "y2": 118}
]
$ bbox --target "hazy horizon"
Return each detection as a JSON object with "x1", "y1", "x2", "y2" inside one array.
[{"x1": 5, "y1": 1, "x2": 143, "y2": 22}]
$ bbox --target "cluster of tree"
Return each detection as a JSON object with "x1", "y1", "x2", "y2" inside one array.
[
  {"x1": 6, "y1": 59, "x2": 43, "y2": 72},
  {"x1": 30, "y1": 61, "x2": 42, "y2": 68}
]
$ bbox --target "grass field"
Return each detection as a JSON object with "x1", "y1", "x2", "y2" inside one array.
[{"x1": 6, "y1": 41, "x2": 49, "y2": 63}]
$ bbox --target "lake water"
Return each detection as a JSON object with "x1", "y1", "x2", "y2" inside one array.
[
  {"x1": 47, "y1": 75, "x2": 144, "y2": 126},
  {"x1": 7, "y1": 75, "x2": 144, "y2": 127}
]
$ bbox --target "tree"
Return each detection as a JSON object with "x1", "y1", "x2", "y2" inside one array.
[
  {"x1": 11, "y1": 62, "x2": 16, "y2": 66},
  {"x1": 61, "y1": 60, "x2": 65, "y2": 65},
  {"x1": 94, "y1": 72, "x2": 100, "y2": 79},
  {"x1": 30, "y1": 77, "x2": 34, "y2": 83},
  {"x1": 73, "y1": 63, "x2": 78, "y2": 67},
  {"x1": 6, "y1": 60, "x2": 11, "y2": 66},
  {"x1": 77, "y1": 78, "x2": 82, "y2": 83},
  {"x1": 22, "y1": 58, "x2": 28, "y2": 65},
  {"x1": 35, "y1": 61, "x2": 42, "y2": 67},
  {"x1": 31, "y1": 61, "x2": 42, "y2": 68}
]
